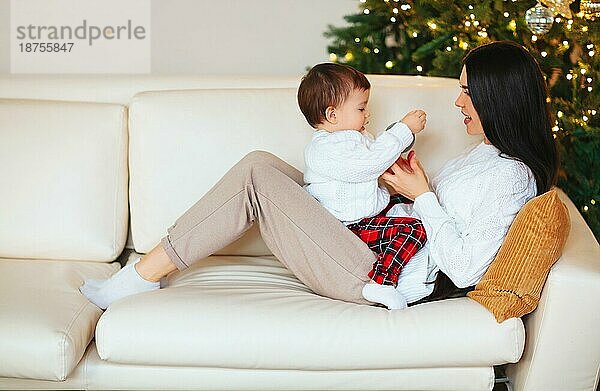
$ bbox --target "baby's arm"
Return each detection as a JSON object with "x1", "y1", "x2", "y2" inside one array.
[
  {"x1": 383, "y1": 110, "x2": 426, "y2": 173},
  {"x1": 305, "y1": 123, "x2": 414, "y2": 183}
]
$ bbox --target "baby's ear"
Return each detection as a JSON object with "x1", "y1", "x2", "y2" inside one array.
[{"x1": 325, "y1": 106, "x2": 337, "y2": 124}]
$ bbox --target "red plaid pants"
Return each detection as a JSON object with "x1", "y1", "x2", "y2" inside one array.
[{"x1": 346, "y1": 195, "x2": 427, "y2": 287}]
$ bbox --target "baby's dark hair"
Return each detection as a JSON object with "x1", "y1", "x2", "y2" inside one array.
[{"x1": 297, "y1": 63, "x2": 371, "y2": 128}]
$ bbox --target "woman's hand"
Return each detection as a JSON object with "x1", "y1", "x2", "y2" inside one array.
[{"x1": 380, "y1": 151, "x2": 430, "y2": 201}]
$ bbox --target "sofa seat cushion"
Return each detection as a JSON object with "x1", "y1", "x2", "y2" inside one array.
[
  {"x1": 0, "y1": 258, "x2": 119, "y2": 381},
  {"x1": 96, "y1": 256, "x2": 525, "y2": 369}
]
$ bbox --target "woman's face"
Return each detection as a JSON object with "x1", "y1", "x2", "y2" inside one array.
[{"x1": 455, "y1": 66, "x2": 485, "y2": 137}]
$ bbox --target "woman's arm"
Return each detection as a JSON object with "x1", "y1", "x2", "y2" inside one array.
[
  {"x1": 381, "y1": 157, "x2": 535, "y2": 287},
  {"x1": 305, "y1": 122, "x2": 414, "y2": 183},
  {"x1": 379, "y1": 152, "x2": 430, "y2": 200},
  {"x1": 412, "y1": 189, "x2": 527, "y2": 288}
]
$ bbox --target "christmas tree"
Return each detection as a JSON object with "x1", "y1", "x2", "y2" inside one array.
[{"x1": 325, "y1": 0, "x2": 599, "y2": 240}]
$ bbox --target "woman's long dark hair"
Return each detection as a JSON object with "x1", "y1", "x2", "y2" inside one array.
[
  {"x1": 411, "y1": 41, "x2": 561, "y2": 306},
  {"x1": 464, "y1": 41, "x2": 559, "y2": 196}
]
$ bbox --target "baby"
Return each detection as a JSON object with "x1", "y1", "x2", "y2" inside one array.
[{"x1": 297, "y1": 63, "x2": 427, "y2": 310}]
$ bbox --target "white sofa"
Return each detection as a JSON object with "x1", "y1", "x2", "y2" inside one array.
[{"x1": 0, "y1": 74, "x2": 598, "y2": 391}]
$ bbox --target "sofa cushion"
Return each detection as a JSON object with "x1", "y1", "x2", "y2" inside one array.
[
  {"x1": 0, "y1": 99, "x2": 128, "y2": 262},
  {"x1": 0, "y1": 258, "x2": 119, "y2": 381},
  {"x1": 96, "y1": 256, "x2": 524, "y2": 369},
  {"x1": 468, "y1": 188, "x2": 571, "y2": 323},
  {"x1": 128, "y1": 88, "x2": 308, "y2": 256}
]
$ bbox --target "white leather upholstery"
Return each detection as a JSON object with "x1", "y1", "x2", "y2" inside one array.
[
  {"x1": 0, "y1": 74, "x2": 302, "y2": 105},
  {"x1": 0, "y1": 342, "x2": 495, "y2": 390},
  {"x1": 0, "y1": 74, "x2": 453, "y2": 105},
  {"x1": 0, "y1": 99, "x2": 129, "y2": 262},
  {"x1": 0, "y1": 259, "x2": 119, "y2": 381},
  {"x1": 95, "y1": 256, "x2": 524, "y2": 369}
]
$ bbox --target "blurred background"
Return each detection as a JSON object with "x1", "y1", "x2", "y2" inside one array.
[{"x1": 0, "y1": 0, "x2": 356, "y2": 75}]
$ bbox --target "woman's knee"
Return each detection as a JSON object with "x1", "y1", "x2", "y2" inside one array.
[
  {"x1": 240, "y1": 150, "x2": 278, "y2": 166},
  {"x1": 229, "y1": 152, "x2": 281, "y2": 192}
]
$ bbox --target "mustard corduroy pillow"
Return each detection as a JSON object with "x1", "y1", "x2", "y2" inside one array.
[{"x1": 467, "y1": 187, "x2": 571, "y2": 323}]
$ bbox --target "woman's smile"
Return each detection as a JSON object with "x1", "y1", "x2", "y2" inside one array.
[{"x1": 461, "y1": 111, "x2": 472, "y2": 125}]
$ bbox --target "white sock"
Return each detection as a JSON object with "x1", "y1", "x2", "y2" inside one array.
[
  {"x1": 362, "y1": 282, "x2": 408, "y2": 310},
  {"x1": 79, "y1": 258, "x2": 159, "y2": 310}
]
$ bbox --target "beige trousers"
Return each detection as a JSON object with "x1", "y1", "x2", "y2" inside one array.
[{"x1": 159, "y1": 150, "x2": 375, "y2": 305}]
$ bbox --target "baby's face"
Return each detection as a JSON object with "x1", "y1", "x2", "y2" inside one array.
[{"x1": 334, "y1": 88, "x2": 371, "y2": 132}]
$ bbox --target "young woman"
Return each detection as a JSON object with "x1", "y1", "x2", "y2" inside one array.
[{"x1": 80, "y1": 41, "x2": 559, "y2": 310}]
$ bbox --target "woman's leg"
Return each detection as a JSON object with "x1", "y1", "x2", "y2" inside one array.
[
  {"x1": 135, "y1": 244, "x2": 177, "y2": 282},
  {"x1": 158, "y1": 150, "x2": 376, "y2": 304},
  {"x1": 84, "y1": 151, "x2": 377, "y2": 307}
]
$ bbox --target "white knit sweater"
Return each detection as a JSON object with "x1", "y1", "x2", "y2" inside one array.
[
  {"x1": 388, "y1": 142, "x2": 537, "y2": 302},
  {"x1": 303, "y1": 122, "x2": 415, "y2": 225}
]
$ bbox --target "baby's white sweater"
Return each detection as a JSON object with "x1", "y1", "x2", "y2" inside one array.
[
  {"x1": 388, "y1": 142, "x2": 537, "y2": 302},
  {"x1": 303, "y1": 122, "x2": 414, "y2": 225}
]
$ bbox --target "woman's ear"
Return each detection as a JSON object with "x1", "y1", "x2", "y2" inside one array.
[{"x1": 325, "y1": 106, "x2": 337, "y2": 124}]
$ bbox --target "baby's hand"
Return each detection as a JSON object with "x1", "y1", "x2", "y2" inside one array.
[{"x1": 401, "y1": 110, "x2": 427, "y2": 134}]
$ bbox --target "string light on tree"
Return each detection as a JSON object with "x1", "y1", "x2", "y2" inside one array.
[
  {"x1": 540, "y1": 0, "x2": 574, "y2": 18},
  {"x1": 581, "y1": 0, "x2": 600, "y2": 18}
]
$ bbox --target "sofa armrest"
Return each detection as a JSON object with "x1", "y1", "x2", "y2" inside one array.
[{"x1": 506, "y1": 189, "x2": 600, "y2": 391}]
